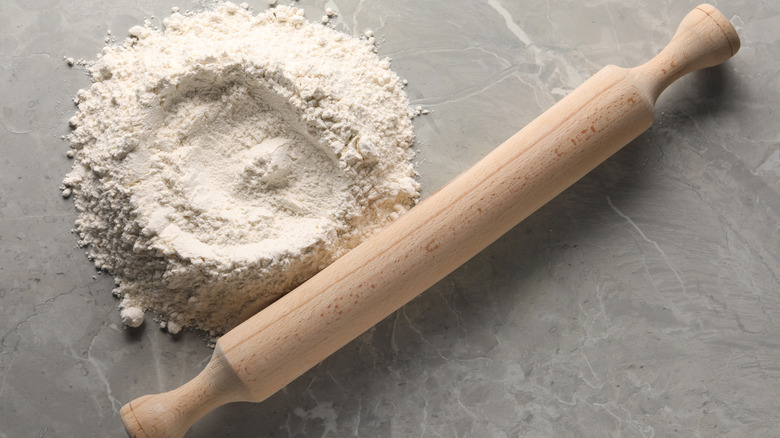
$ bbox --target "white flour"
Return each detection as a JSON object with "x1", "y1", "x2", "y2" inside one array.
[{"x1": 64, "y1": 3, "x2": 419, "y2": 334}]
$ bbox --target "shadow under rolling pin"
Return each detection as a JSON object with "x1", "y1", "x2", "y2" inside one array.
[{"x1": 121, "y1": 4, "x2": 740, "y2": 437}]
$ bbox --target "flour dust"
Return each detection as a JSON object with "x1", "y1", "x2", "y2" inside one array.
[{"x1": 63, "y1": 2, "x2": 420, "y2": 335}]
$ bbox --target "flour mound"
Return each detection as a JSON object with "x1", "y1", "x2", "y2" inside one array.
[{"x1": 63, "y1": 3, "x2": 419, "y2": 334}]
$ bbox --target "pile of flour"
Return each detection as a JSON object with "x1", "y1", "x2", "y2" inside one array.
[{"x1": 63, "y1": 2, "x2": 419, "y2": 334}]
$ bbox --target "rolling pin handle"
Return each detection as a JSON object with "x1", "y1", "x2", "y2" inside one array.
[
  {"x1": 631, "y1": 3, "x2": 740, "y2": 104},
  {"x1": 120, "y1": 346, "x2": 251, "y2": 438}
]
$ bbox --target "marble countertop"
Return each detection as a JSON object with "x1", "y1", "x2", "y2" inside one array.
[{"x1": 2, "y1": 0, "x2": 779, "y2": 436}]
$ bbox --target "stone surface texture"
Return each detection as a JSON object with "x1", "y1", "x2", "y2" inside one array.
[{"x1": 1, "y1": 0, "x2": 779, "y2": 437}]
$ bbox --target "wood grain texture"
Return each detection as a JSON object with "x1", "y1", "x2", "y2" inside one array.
[{"x1": 120, "y1": 5, "x2": 740, "y2": 437}]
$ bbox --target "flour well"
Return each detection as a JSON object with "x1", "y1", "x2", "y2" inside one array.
[{"x1": 64, "y1": 3, "x2": 419, "y2": 334}]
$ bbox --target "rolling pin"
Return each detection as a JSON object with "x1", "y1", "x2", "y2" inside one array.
[{"x1": 121, "y1": 5, "x2": 740, "y2": 437}]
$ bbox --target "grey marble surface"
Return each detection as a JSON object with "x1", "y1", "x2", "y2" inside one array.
[{"x1": 1, "y1": 0, "x2": 779, "y2": 436}]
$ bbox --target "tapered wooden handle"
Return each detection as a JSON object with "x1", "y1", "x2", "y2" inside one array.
[
  {"x1": 120, "y1": 347, "x2": 249, "y2": 438},
  {"x1": 631, "y1": 3, "x2": 740, "y2": 103},
  {"x1": 121, "y1": 5, "x2": 739, "y2": 437}
]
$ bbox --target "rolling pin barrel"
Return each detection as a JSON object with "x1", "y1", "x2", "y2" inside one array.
[{"x1": 120, "y1": 5, "x2": 739, "y2": 437}]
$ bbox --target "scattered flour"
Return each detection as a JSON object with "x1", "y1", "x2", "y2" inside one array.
[{"x1": 64, "y1": 3, "x2": 419, "y2": 335}]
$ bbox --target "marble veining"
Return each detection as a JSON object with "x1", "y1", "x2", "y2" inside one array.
[{"x1": 1, "y1": 0, "x2": 779, "y2": 436}]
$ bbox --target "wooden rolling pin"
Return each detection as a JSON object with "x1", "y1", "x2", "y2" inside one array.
[{"x1": 121, "y1": 5, "x2": 739, "y2": 437}]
